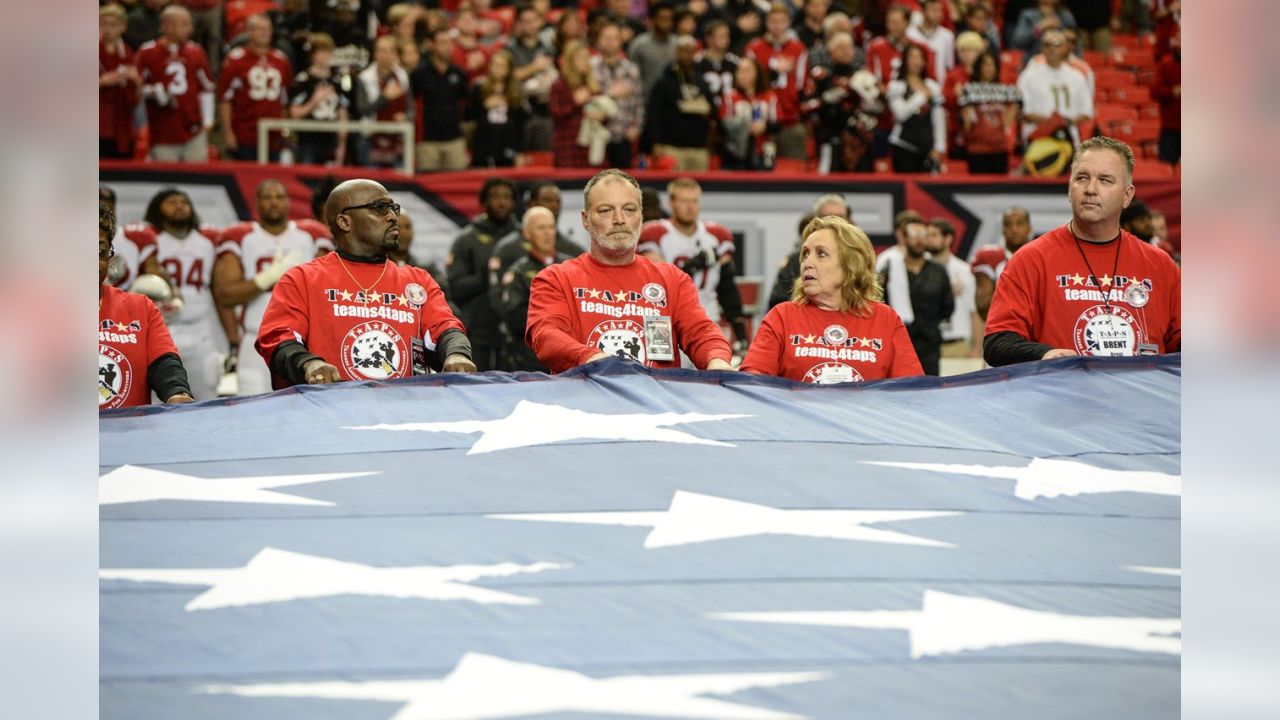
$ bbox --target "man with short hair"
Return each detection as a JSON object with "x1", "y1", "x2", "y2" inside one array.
[
  {"x1": 497, "y1": 207, "x2": 575, "y2": 372},
  {"x1": 973, "y1": 206, "x2": 1034, "y2": 319},
  {"x1": 927, "y1": 218, "x2": 980, "y2": 359},
  {"x1": 631, "y1": 2, "x2": 679, "y2": 101},
  {"x1": 638, "y1": 177, "x2": 750, "y2": 349},
  {"x1": 410, "y1": 27, "x2": 470, "y2": 171},
  {"x1": 135, "y1": 5, "x2": 216, "y2": 162},
  {"x1": 985, "y1": 136, "x2": 1181, "y2": 365},
  {"x1": 218, "y1": 14, "x2": 293, "y2": 161},
  {"x1": 507, "y1": 4, "x2": 557, "y2": 151},
  {"x1": 746, "y1": 4, "x2": 810, "y2": 161},
  {"x1": 526, "y1": 170, "x2": 735, "y2": 373},
  {"x1": 695, "y1": 19, "x2": 741, "y2": 115},
  {"x1": 1017, "y1": 27, "x2": 1092, "y2": 147},
  {"x1": 256, "y1": 179, "x2": 476, "y2": 387},
  {"x1": 213, "y1": 180, "x2": 334, "y2": 395},
  {"x1": 592, "y1": 22, "x2": 645, "y2": 169},
  {"x1": 490, "y1": 182, "x2": 584, "y2": 276},
  {"x1": 446, "y1": 179, "x2": 519, "y2": 371},
  {"x1": 793, "y1": 0, "x2": 832, "y2": 50},
  {"x1": 877, "y1": 210, "x2": 954, "y2": 375},
  {"x1": 907, "y1": 0, "x2": 955, "y2": 81},
  {"x1": 645, "y1": 35, "x2": 715, "y2": 171}
]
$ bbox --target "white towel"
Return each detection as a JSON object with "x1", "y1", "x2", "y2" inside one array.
[{"x1": 875, "y1": 246, "x2": 914, "y2": 325}]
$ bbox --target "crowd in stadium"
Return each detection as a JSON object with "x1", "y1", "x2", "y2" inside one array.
[{"x1": 100, "y1": 0, "x2": 1181, "y2": 175}]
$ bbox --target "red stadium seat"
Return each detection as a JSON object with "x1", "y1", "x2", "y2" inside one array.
[
  {"x1": 1108, "y1": 85, "x2": 1152, "y2": 105},
  {"x1": 1094, "y1": 68, "x2": 1137, "y2": 93},
  {"x1": 523, "y1": 151, "x2": 554, "y2": 167},
  {"x1": 1113, "y1": 118, "x2": 1161, "y2": 158},
  {"x1": 773, "y1": 157, "x2": 808, "y2": 173},
  {"x1": 1133, "y1": 158, "x2": 1174, "y2": 177},
  {"x1": 1082, "y1": 50, "x2": 1109, "y2": 69},
  {"x1": 1095, "y1": 103, "x2": 1140, "y2": 133},
  {"x1": 224, "y1": 0, "x2": 275, "y2": 39}
]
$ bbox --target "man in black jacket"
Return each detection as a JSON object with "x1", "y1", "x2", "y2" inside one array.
[
  {"x1": 446, "y1": 179, "x2": 518, "y2": 371},
  {"x1": 644, "y1": 35, "x2": 715, "y2": 171}
]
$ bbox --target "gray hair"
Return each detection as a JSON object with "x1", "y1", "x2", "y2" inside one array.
[
  {"x1": 810, "y1": 193, "x2": 849, "y2": 217},
  {"x1": 583, "y1": 169, "x2": 642, "y2": 208}
]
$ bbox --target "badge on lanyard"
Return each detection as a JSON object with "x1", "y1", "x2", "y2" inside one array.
[
  {"x1": 411, "y1": 337, "x2": 428, "y2": 375},
  {"x1": 644, "y1": 315, "x2": 675, "y2": 362}
]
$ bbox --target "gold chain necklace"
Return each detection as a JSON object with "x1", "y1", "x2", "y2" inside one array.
[{"x1": 335, "y1": 254, "x2": 388, "y2": 303}]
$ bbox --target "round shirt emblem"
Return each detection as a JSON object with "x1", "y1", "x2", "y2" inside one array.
[
  {"x1": 404, "y1": 282, "x2": 427, "y2": 306},
  {"x1": 803, "y1": 361, "x2": 864, "y2": 385},
  {"x1": 1124, "y1": 282, "x2": 1150, "y2": 308},
  {"x1": 99, "y1": 344, "x2": 131, "y2": 409},
  {"x1": 823, "y1": 324, "x2": 849, "y2": 345},
  {"x1": 587, "y1": 319, "x2": 646, "y2": 364},
  {"x1": 340, "y1": 321, "x2": 409, "y2": 379},
  {"x1": 641, "y1": 282, "x2": 666, "y2": 305},
  {"x1": 1073, "y1": 305, "x2": 1140, "y2": 357}
]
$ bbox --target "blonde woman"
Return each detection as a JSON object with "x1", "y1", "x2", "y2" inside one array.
[
  {"x1": 468, "y1": 50, "x2": 527, "y2": 167},
  {"x1": 742, "y1": 216, "x2": 923, "y2": 383}
]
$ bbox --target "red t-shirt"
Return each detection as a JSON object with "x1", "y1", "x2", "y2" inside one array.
[
  {"x1": 100, "y1": 40, "x2": 139, "y2": 150},
  {"x1": 255, "y1": 253, "x2": 465, "y2": 388},
  {"x1": 526, "y1": 253, "x2": 733, "y2": 374},
  {"x1": 744, "y1": 35, "x2": 808, "y2": 124},
  {"x1": 135, "y1": 40, "x2": 215, "y2": 144},
  {"x1": 986, "y1": 225, "x2": 1182, "y2": 356},
  {"x1": 99, "y1": 284, "x2": 181, "y2": 410},
  {"x1": 741, "y1": 300, "x2": 923, "y2": 383},
  {"x1": 218, "y1": 47, "x2": 293, "y2": 146}
]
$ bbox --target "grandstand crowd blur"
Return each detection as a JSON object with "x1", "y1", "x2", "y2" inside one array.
[{"x1": 101, "y1": 0, "x2": 1181, "y2": 176}]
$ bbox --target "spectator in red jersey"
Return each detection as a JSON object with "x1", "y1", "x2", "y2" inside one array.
[
  {"x1": 973, "y1": 205, "x2": 1034, "y2": 320},
  {"x1": 742, "y1": 216, "x2": 923, "y2": 384},
  {"x1": 178, "y1": 0, "x2": 224, "y2": 70},
  {"x1": 256, "y1": 179, "x2": 477, "y2": 387},
  {"x1": 288, "y1": 32, "x2": 350, "y2": 167},
  {"x1": 135, "y1": 5, "x2": 216, "y2": 162},
  {"x1": 526, "y1": 170, "x2": 735, "y2": 373},
  {"x1": 469, "y1": 50, "x2": 528, "y2": 168},
  {"x1": 549, "y1": 41, "x2": 601, "y2": 168},
  {"x1": 958, "y1": 51, "x2": 1020, "y2": 174},
  {"x1": 99, "y1": 203, "x2": 194, "y2": 411},
  {"x1": 591, "y1": 22, "x2": 644, "y2": 169},
  {"x1": 1151, "y1": 28, "x2": 1180, "y2": 165},
  {"x1": 355, "y1": 35, "x2": 413, "y2": 168},
  {"x1": 720, "y1": 56, "x2": 779, "y2": 170},
  {"x1": 218, "y1": 14, "x2": 293, "y2": 161},
  {"x1": 451, "y1": 7, "x2": 494, "y2": 82},
  {"x1": 984, "y1": 137, "x2": 1181, "y2": 365},
  {"x1": 887, "y1": 43, "x2": 945, "y2": 173},
  {"x1": 745, "y1": 4, "x2": 809, "y2": 162},
  {"x1": 100, "y1": 5, "x2": 141, "y2": 159},
  {"x1": 410, "y1": 27, "x2": 470, "y2": 171}
]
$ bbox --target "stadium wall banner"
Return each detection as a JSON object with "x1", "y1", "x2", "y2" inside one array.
[{"x1": 99, "y1": 161, "x2": 1181, "y2": 301}]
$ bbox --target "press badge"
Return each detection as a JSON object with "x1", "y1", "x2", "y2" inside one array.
[
  {"x1": 644, "y1": 315, "x2": 675, "y2": 361},
  {"x1": 411, "y1": 338, "x2": 429, "y2": 375}
]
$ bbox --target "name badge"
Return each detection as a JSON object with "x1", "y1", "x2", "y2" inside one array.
[
  {"x1": 1136, "y1": 343, "x2": 1159, "y2": 356},
  {"x1": 644, "y1": 315, "x2": 675, "y2": 362},
  {"x1": 817, "y1": 364, "x2": 855, "y2": 384},
  {"x1": 411, "y1": 338, "x2": 428, "y2": 375}
]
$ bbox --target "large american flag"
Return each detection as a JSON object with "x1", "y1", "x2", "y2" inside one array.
[{"x1": 100, "y1": 356, "x2": 1180, "y2": 719}]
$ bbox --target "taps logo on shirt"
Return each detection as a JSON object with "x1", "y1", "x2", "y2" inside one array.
[
  {"x1": 587, "y1": 319, "x2": 646, "y2": 364},
  {"x1": 98, "y1": 345, "x2": 131, "y2": 409},
  {"x1": 340, "y1": 321, "x2": 409, "y2": 379},
  {"x1": 1073, "y1": 305, "x2": 1141, "y2": 357}
]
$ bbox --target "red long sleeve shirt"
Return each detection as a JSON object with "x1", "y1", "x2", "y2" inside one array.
[{"x1": 526, "y1": 253, "x2": 733, "y2": 373}]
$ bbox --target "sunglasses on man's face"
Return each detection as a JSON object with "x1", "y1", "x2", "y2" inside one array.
[{"x1": 341, "y1": 200, "x2": 402, "y2": 216}]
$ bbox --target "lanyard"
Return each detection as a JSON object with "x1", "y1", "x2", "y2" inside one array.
[{"x1": 1069, "y1": 221, "x2": 1122, "y2": 313}]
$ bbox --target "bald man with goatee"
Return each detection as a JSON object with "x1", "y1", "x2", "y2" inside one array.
[{"x1": 256, "y1": 179, "x2": 476, "y2": 388}]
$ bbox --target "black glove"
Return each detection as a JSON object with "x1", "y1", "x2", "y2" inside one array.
[{"x1": 679, "y1": 250, "x2": 711, "y2": 277}]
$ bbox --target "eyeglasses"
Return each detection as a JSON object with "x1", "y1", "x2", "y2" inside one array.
[{"x1": 340, "y1": 199, "x2": 401, "y2": 216}]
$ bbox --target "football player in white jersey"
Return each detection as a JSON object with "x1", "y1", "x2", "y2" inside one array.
[
  {"x1": 144, "y1": 188, "x2": 228, "y2": 400},
  {"x1": 637, "y1": 177, "x2": 750, "y2": 344},
  {"x1": 213, "y1": 180, "x2": 332, "y2": 395},
  {"x1": 100, "y1": 185, "x2": 169, "y2": 290}
]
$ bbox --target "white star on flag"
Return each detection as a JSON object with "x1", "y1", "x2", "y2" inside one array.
[
  {"x1": 199, "y1": 652, "x2": 827, "y2": 720},
  {"x1": 712, "y1": 589, "x2": 1181, "y2": 657},
  {"x1": 100, "y1": 547, "x2": 568, "y2": 610},
  {"x1": 863, "y1": 457, "x2": 1181, "y2": 499},
  {"x1": 99, "y1": 465, "x2": 377, "y2": 506},
  {"x1": 488, "y1": 490, "x2": 957, "y2": 549},
  {"x1": 344, "y1": 400, "x2": 751, "y2": 455}
]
